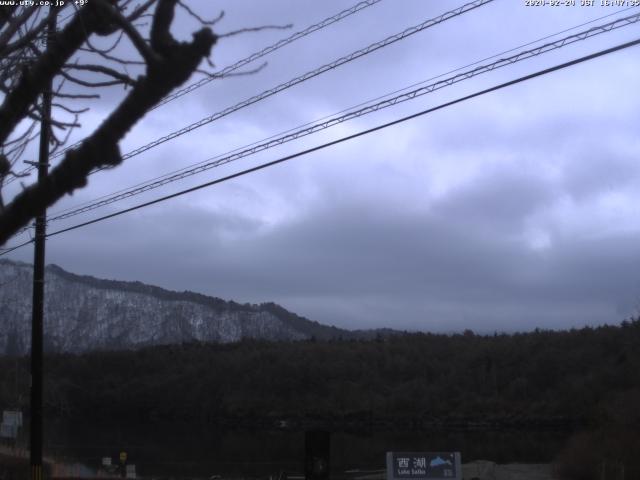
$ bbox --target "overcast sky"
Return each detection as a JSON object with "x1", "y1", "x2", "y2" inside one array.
[{"x1": 4, "y1": 0, "x2": 640, "y2": 332}]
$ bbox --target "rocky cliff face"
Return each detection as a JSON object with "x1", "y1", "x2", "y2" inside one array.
[{"x1": 0, "y1": 260, "x2": 348, "y2": 354}]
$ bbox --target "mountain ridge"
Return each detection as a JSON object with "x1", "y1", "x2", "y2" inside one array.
[{"x1": 0, "y1": 259, "x2": 356, "y2": 354}]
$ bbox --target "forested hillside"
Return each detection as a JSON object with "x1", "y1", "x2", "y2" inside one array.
[{"x1": 1, "y1": 320, "x2": 639, "y2": 428}]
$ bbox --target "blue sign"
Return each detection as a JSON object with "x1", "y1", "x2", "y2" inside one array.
[{"x1": 386, "y1": 452, "x2": 461, "y2": 480}]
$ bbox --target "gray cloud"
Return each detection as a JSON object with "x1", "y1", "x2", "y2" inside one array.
[{"x1": 6, "y1": 0, "x2": 640, "y2": 333}]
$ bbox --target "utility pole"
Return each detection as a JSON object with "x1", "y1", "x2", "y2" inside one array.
[{"x1": 30, "y1": 7, "x2": 56, "y2": 480}]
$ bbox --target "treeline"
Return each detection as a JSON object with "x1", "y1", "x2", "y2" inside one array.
[{"x1": 1, "y1": 320, "x2": 639, "y2": 428}]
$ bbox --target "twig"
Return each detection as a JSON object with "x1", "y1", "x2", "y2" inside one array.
[
  {"x1": 218, "y1": 24, "x2": 293, "y2": 39},
  {"x1": 60, "y1": 69, "x2": 127, "y2": 88},
  {"x1": 177, "y1": 2, "x2": 224, "y2": 26},
  {"x1": 0, "y1": 6, "x2": 37, "y2": 54},
  {"x1": 93, "y1": 0, "x2": 161, "y2": 64},
  {"x1": 83, "y1": 28, "x2": 125, "y2": 56},
  {"x1": 79, "y1": 45, "x2": 145, "y2": 65},
  {"x1": 196, "y1": 61, "x2": 267, "y2": 79},
  {"x1": 63, "y1": 63, "x2": 137, "y2": 86},
  {"x1": 125, "y1": 0, "x2": 156, "y2": 23},
  {"x1": 51, "y1": 91, "x2": 100, "y2": 99},
  {"x1": 52, "y1": 103, "x2": 90, "y2": 115}
]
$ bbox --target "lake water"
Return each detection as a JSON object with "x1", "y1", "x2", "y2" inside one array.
[{"x1": 42, "y1": 421, "x2": 571, "y2": 478}]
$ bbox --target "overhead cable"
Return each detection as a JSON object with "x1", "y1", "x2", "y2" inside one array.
[
  {"x1": 0, "y1": 35, "x2": 632, "y2": 255},
  {"x1": 153, "y1": 0, "x2": 387, "y2": 110},
  {"x1": 45, "y1": 6, "x2": 640, "y2": 219},
  {"x1": 6, "y1": 0, "x2": 388, "y2": 182},
  {"x1": 51, "y1": 0, "x2": 495, "y2": 168},
  {"x1": 43, "y1": 10, "x2": 640, "y2": 224}
]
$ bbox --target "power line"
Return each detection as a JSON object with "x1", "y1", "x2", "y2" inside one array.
[
  {"x1": 55, "y1": 0, "x2": 495, "y2": 172},
  {"x1": 48, "y1": 0, "x2": 387, "y2": 161},
  {"x1": 3, "y1": 0, "x2": 495, "y2": 238},
  {"x1": 2, "y1": 36, "x2": 631, "y2": 252},
  {"x1": 42, "y1": 10, "x2": 640, "y2": 224},
  {"x1": 0, "y1": 239, "x2": 33, "y2": 256},
  {"x1": 44, "y1": 5, "x2": 640, "y2": 220},
  {"x1": 153, "y1": 0, "x2": 386, "y2": 110},
  {"x1": 6, "y1": 0, "x2": 388, "y2": 183}
]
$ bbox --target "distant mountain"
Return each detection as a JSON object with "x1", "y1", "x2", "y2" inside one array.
[{"x1": 0, "y1": 259, "x2": 354, "y2": 354}]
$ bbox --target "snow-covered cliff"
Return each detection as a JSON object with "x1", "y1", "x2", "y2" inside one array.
[{"x1": 0, "y1": 260, "x2": 346, "y2": 354}]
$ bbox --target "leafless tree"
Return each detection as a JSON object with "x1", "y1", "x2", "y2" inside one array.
[{"x1": 0, "y1": 0, "x2": 223, "y2": 246}]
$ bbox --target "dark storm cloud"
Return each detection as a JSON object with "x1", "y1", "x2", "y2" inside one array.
[
  {"x1": 431, "y1": 164, "x2": 558, "y2": 232},
  {"x1": 6, "y1": 1, "x2": 640, "y2": 332},
  {"x1": 561, "y1": 143, "x2": 640, "y2": 202},
  {"x1": 26, "y1": 166, "x2": 639, "y2": 332}
]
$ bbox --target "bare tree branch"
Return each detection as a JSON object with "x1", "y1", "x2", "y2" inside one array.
[
  {"x1": 52, "y1": 103, "x2": 90, "y2": 115},
  {"x1": 218, "y1": 24, "x2": 293, "y2": 39},
  {"x1": 0, "y1": 3, "x2": 114, "y2": 145},
  {"x1": 0, "y1": 7, "x2": 14, "y2": 31},
  {"x1": 82, "y1": 28, "x2": 126, "y2": 57},
  {"x1": 26, "y1": 102, "x2": 80, "y2": 129},
  {"x1": 0, "y1": 8, "x2": 55, "y2": 58},
  {"x1": 125, "y1": 0, "x2": 157, "y2": 23},
  {"x1": 63, "y1": 63, "x2": 138, "y2": 86},
  {"x1": 51, "y1": 114, "x2": 79, "y2": 153},
  {"x1": 51, "y1": 91, "x2": 100, "y2": 99},
  {"x1": 177, "y1": 2, "x2": 224, "y2": 26},
  {"x1": 94, "y1": 0, "x2": 162, "y2": 64},
  {"x1": 79, "y1": 44, "x2": 145, "y2": 65},
  {"x1": 150, "y1": 0, "x2": 175, "y2": 51},
  {"x1": 60, "y1": 69, "x2": 127, "y2": 88},
  {"x1": 0, "y1": 0, "x2": 217, "y2": 244},
  {"x1": 195, "y1": 61, "x2": 267, "y2": 79},
  {"x1": 2, "y1": 120, "x2": 37, "y2": 147},
  {"x1": 0, "y1": 6, "x2": 37, "y2": 54}
]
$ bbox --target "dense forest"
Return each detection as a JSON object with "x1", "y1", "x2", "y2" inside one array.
[
  {"x1": 2, "y1": 321, "x2": 640, "y2": 479},
  {"x1": 1, "y1": 320, "x2": 639, "y2": 428}
]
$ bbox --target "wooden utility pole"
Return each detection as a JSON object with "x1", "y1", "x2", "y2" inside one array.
[{"x1": 30, "y1": 7, "x2": 56, "y2": 480}]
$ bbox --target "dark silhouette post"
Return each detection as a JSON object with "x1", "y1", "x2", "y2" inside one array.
[
  {"x1": 305, "y1": 430, "x2": 330, "y2": 480},
  {"x1": 30, "y1": 8, "x2": 56, "y2": 480}
]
